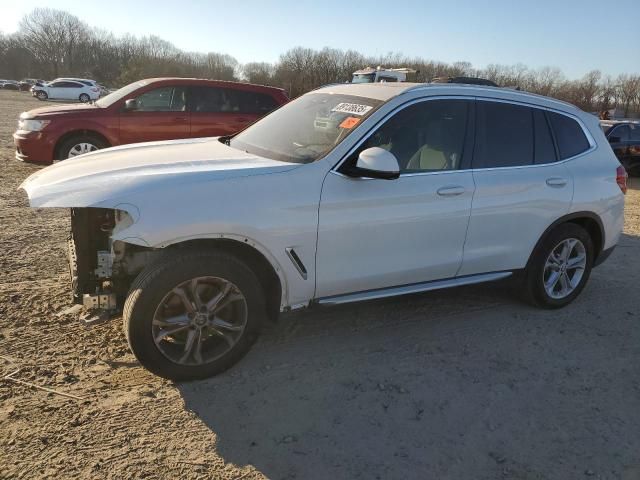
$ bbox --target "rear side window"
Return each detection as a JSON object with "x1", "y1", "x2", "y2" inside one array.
[
  {"x1": 52, "y1": 81, "x2": 80, "y2": 88},
  {"x1": 609, "y1": 125, "x2": 630, "y2": 142},
  {"x1": 630, "y1": 124, "x2": 640, "y2": 141},
  {"x1": 475, "y1": 101, "x2": 533, "y2": 168},
  {"x1": 191, "y1": 87, "x2": 278, "y2": 114},
  {"x1": 547, "y1": 111, "x2": 590, "y2": 159},
  {"x1": 533, "y1": 109, "x2": 557, "y2": 164},
  {"x1": 235, "y1": 90, "x2": 279, "y2": 113}
]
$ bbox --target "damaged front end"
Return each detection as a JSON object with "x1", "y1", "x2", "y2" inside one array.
[{"x1": 69, "y1": 208, "x2": 159, "y2": 325}]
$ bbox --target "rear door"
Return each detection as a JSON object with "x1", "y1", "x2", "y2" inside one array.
[
  {"x1": 119, "y1": 85, "x2": 190, "y2": 144},
  {"x1": 189, "y1": 86, "x2": 279, "y2": 138},
  {"x1": 458, "y1": 100, "x2": 576, "y2": 276}
]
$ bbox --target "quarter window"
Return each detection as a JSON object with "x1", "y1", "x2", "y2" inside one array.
[
  {"x1": 547, "y1": 111, "x2": 590, "y2": 159},
  {"x1": 358, "y1": 99, "x2": 470, "y2": 173},
  {"x1": 475, "y1": 101, "x2": 534, "y2": 168}
]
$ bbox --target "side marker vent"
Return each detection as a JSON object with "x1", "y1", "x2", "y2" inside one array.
[{"x1": 285, "y1": 247, "x2": 308, "y2": 280}]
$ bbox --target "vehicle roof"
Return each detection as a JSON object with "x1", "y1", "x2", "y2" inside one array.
[
  {"x1": 600, "y1": 119, "x2": 640, "y2": 127},
  {"x1": 54, "y1": 77, "x2": 96, "y2": 82},
  {"x1": 141, "y1": 77, "x2": 287, "y2": 93},
  {"x1": 312, "y1": 82, "x2": 582, "y2": 113}
]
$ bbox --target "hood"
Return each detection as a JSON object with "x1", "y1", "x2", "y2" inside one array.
[
  {"x1": 20, "y1": 137, "x2": 300, "y2": 208},
  {"x1": 20, "y1": 103, "x2": 101, "y2": 119}
]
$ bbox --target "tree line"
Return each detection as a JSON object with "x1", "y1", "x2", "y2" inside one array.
[{"x1": 1, "y1": 8, "x2": 639, "y2": 116}]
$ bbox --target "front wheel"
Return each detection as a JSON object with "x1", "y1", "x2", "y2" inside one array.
[
  {"x1": 520, "y1": 223, "x2": 594, "y2": 309},
  {"x1": 36, "y1": 90, "x2": 48, "y2": 100},
  {"x1": 123, "y1": 251, "x2": 266, "y2": 380},
  {"x1": 55, "y1": 135, "x2": 106, "y2": 160},
  {"x1": 79, "y1": 93, "x2": 90, "y2": 103}
]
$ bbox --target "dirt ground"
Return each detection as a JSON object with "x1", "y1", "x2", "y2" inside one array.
[{"x1": 0, "y1": 89, "x2": 639, "y2": 480}]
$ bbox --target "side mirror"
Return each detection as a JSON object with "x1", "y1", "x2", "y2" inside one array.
[
  {"x1": 349, "y1": 147, "x2": 400, "y2": 180},
  {"x1": 124, "y1": 99, "x2": 138, "y2": 111}
]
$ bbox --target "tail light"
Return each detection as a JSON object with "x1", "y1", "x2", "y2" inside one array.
[{"x1": 616, "y1": 165, "x2": 628, "y2": 194}]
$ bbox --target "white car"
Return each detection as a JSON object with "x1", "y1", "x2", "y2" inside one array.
[
  {"x1": 21, "y1": 82, "x2": 626, "y2": 380},
  {"x1": 32, "y1": 79, "x2": 100, "y2": 102}
]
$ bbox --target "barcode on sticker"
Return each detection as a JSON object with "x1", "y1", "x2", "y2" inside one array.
[{"x1": 331, "y1": 103, "x2": 373, "y2": 116}]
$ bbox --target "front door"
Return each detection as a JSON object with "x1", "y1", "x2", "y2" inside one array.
[
  {"x1": 316, "y1": 99, "x2": 475, "y2": 298},
  {"x1": 119, "y1": 85, "x2": 190, "y2": 144}
]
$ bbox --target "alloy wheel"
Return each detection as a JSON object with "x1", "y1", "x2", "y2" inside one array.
[
  {"x1": 542, "y1": 238, "x2": 587, "y2": 299},
  {"x1": 151, "y1": 276, "x2": 248, "y2": 366}
]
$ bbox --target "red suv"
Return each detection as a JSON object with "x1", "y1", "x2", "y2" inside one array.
[{"x1": 13, "y1": 78, "x2": 289, "y2": 164}]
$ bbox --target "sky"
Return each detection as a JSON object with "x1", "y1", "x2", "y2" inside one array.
[{"x1": 1, "y1": 0, "x2": 638, "y2": 79}]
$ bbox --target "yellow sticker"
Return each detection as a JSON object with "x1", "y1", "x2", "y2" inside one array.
[{"x1": 339, "y1": 117, "x2": 360, "y2": 129}]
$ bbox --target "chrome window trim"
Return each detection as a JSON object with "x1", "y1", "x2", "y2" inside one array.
[{"x1": 331, "y1": 95, "x2": 597, "y2": 179}]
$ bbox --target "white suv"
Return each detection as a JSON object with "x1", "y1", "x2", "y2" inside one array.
[{"x1": 21, "y1": 83, "x2": 627, "y2": 380}]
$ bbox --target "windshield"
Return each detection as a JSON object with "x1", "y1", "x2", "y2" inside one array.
[
  {"x1": 229, "y1": 93, "x2": 382, "y2": 163},
  {"x1": 352, "y1": 73, "x2": 376, "y2": 83},
  {"x1": 95, "y1": 80, "x2": 149, "y2": 107}
]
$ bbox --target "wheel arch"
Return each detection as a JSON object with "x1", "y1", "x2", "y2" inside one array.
[
  {"x1": 527, "y1": 211, "x2": 605, "y2": 269},
  {"x1": 54, "y1": 129, "x2": 112, "y2": 159},
  {"x1": 164, "y1": 237, "x2": 286, "y2": 322}
]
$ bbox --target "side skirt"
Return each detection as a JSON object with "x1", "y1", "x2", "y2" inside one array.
[{"x1": 314, "y1": 271, "x2": 513, "y2": 307}]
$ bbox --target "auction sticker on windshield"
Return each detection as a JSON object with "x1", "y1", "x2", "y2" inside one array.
[
  {"x1": 331, "y1": 103, "x2": 373, "y2": 116},
  {"x1": 339, "y1": 117, "x2": 360, "y2": 129}
]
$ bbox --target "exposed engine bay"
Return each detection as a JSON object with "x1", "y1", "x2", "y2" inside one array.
[{"x1": 69, "y1": 208, "x2": 159, "y2": 320}]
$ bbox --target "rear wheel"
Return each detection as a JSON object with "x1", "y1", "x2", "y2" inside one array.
[
  {"x1": 123, "y1": 251, "x2": 266, "y2": 381},
  {"x1": 55, "y1": 135, "x2": 107, "y2": 160},
  {"x1": 79, "y1": 93, "x2": 90, "y2": 103},
  {"x1": 520, "y1": 223, "x2": 593, "y2": 308},
  {"x1": 36, "y1": 90, "x2": 47, "y2": 100}
]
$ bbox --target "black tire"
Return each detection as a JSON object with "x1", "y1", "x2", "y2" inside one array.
[
  {"x1": 79, "y1": 93, "x2": 90, "y2": 103},
  {"x1": 123, "y1": 250, "x2": 266, "y2": 381},
  {"x1": 36, "y1": 90, "x2": 48, "y2": 100},
  {"x1": 55, "y1": 135, "x2": 107, "y2": 160},
  {"x1": 520, "y1": 223, "x2": 594, "y2": 309}
]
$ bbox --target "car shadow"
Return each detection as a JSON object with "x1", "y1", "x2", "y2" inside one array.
[{"x1": 177, "y1": 233, "x2": 640, "y2": 479}]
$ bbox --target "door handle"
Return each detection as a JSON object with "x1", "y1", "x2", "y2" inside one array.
[
  {"x1": 546, "y1": 177, "x2": 567, "y2": 188},
  {"x1": 172, "y1": 117, "x2": 189, "y2": 123},
  {"x1": 436, "y1": 185, "x2": 465, "y2": 196}
]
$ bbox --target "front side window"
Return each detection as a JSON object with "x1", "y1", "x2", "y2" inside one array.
[
  {"x1": 134, "y1": 87, "x2": 187, "y2": 112},
  {"x1": 229, "y1": 93, "x2": 382, "y2": 163},
  {"x1": 475, "y1": 101, "x2": 534, "y2": 168},
  {"x1": 95, "y1": 80, "x2": 149, "y2": 108},
  {"x1": 630, "y1": 124, "x2": 640, "y2": 141},
  {"x1": 356, "y1": 99, "x2": 470, "y2": 172},
  {"x1": 547, "y1": 111, "x2": 590, "y2": 159}
]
